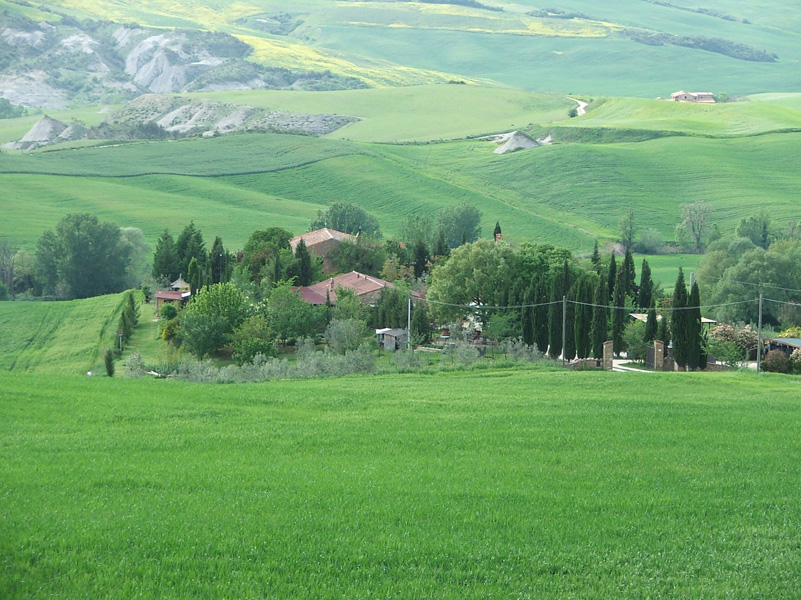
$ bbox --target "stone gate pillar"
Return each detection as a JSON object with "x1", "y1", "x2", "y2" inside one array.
[
  {"x1": 654, "y1": 340, "x2": 665, "y2": 371},
  {"x1": 603, "y1": 341, "x2": 614, "y2": 371}
]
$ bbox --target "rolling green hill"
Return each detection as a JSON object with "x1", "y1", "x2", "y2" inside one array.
[
  {"x1": 3, "y1": 123, "x2": 801, "y2": 255},
  {"x1": 3, "y1": 369, "x2": 801, "y2": 597},
  {"x1": 0, "y1": 293, "x2": 127, "y2": 374}
]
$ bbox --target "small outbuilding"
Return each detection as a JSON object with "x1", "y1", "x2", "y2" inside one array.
[
  {"x1": 155, "y1": 290, "x2": 191, "y2": 312},
  {"x1": 376, "y1": 328, "x2": 408, "y2": 351}
]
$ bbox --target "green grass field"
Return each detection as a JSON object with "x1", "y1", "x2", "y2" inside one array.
[
  {"x1": 558, "y1": 96, "x2": 801, "y2": 137},
  {"x1": 188, "y1": 86, "x2": 575, "y2": 143},
  {"x1": 2, "y1": 369, "x2": 800, "y2": 598},
  {"x1": 4, "y1": 125, "x2": 801, "y2": 253},
  {"x1": 0, "y1": 293, "x2": 127, "y2": 374}
]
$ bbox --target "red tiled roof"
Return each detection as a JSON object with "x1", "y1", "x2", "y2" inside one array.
[
  {"x1": 290, "y1": 228, "x2": 355, "y2": 250},
  {"x1": 300, "y1": 271, "x2": 391, "y2": 303}
]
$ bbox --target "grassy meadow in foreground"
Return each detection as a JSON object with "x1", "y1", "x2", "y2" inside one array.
[{"x1": 2, "y1": 369, "x2": 800, "y2": 598}]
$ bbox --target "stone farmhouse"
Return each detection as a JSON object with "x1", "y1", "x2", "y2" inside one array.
[
  {"x1": 290, "y1": 228, "x2": 356, "y2": 274},
  {"x1": 298, "y1": 271, "x2": 396, "y2": 305},
  {"x1": 670, "y1": 91, "x2": 716, "y2": 103}
]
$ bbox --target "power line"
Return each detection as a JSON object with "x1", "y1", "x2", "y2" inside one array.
[
  {"x1": 422, "y1": 297, "x2": 760, "y2": 313},
  {"x1": 699, "y1": 274, "x2": 801, "y2": 295}
]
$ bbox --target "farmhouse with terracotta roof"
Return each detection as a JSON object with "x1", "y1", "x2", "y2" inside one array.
[
  {"x1": 290, "y1": 228, "x2": 355, "y2": 274},
  {"x1": 298, "y1": 271, "x2": 421, "y2": 306}
]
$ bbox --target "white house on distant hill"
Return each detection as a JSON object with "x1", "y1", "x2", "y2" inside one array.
[{"x1": 670, "y1": 91, "x2": 716, "y2": 103}]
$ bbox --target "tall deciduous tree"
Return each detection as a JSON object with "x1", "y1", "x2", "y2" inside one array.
[
  {"x1": 619, "y1": 208, "x2": 637, "y2": 250},
  {"x1": 675, "y1": 201, "x2": 711, "y2": 252},
  {"x1": 35, "y1": 213, "x2": 132, "y2": 299},
  {"x1": 437, "y1": 201, "x2": 482, "y2": 249},
  {"x1": 310, "y1": 202, "x2": 382, "y2": 238},
  {"x1": 427, "y1": 239, "x2": 516, "y2": 324}
]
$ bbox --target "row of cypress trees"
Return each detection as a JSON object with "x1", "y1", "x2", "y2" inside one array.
[{"x1": 518, "y1": 246, "x2": 657, "y2": 361}]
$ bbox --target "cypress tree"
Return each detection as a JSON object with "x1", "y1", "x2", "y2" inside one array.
[
  {"x1": 413, "y1": 239, "x2": 429, "y2": 279},
  {"x1": 671, "y1": 268, "x2": 689, "y2": 368},
  {"x1": 573, "y1": 273, "x2": 595, "y2": 359},
  {"x1": 126, "y1": 290, "x2": 139, "y2": 326},
  {"x1": 591, "y1": 240, "x2": 601, "y2": 274},
  {"x1": 547, "y1": 261, "x2": 571, "y2": 359},
  {"x1": 433, "y1": 230, "x2": 449, "y2": 259},
  {"x1": 104, "y1": 347, "x2": 115, "y2": 377},
  {"x1": 657, "y1": 308, "x2": 669, "y2": 345},
  {"x1": 645, "y1": 304, "x2": 658, "y2": 343},
  {"x1": 611, "y1": 267, "x2": 627, "y2": 356},
  {"x1": 187, "y1": 257, "x2": 201, "y2": 297},
  {"x1": 294, "y1": 239, "x2": 313, "y2": 286},
  {"x1": 533, "y1": 276, "x2": 550, "y2": 355},
  {"x1": 210, "y1": 236, "x2": 226, "y2": 284},
  {"x1": 273, "y1": 251, "x2": 282, "y2": 286},
  {"x1": 411, "y1": 301, "x2": 431, "y2": 343},
  {"x1": 591, "y1": 274, "x2": 608, "y2": 359},
  {"x1": 687, "y1": 280, "x2": 702, "y2": 370},
  {"x1": 176, "y1": 222, "x2": 206, "y2": 278},
  {"x1": 622, "y1": 247, "x2": 636, "y2": 302},
  {"x1": 521, "y1": 282, "x2": 534, "y2": 346},
  {"x1": 607, "y1": 253, "x2": 617, "y2": 303},
  {"x1": 493, "y1": 221, "x2": 502, "y2": 240},
  {"x1": 152, "y1": 229, "x2": 179, "y2": 283},
  {"x1": 564, "y1": 280, "x2": 576, "y2": 361},
  {"x1": 638, "y1": 259, "x2": 653, "y2": 310}
]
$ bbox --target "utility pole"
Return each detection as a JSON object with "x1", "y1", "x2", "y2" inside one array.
[
  {"x1": 757, "y1": 292, "x2": 763, "y2": 374},
  {"x1": 407, "y1": 294, "x2": 412, "y2": 351},
  {"x1": 562, "y1": 294, "x2": 567, "y2": 365}
]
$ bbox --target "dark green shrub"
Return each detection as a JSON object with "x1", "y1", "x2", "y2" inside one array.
[
  {"x1": 104, "y1": 348, "x2": 115, "y2": 377},
  {"x1": 160, "y1": 303, "x2": 178, "y2": 320},
  {"x1": 763, "y1": 350, "x2": 790, "y2": 373}
]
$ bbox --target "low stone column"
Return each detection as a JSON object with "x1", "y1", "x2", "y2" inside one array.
[
  {"x1": 603, "y1": 341, "x2": 614, "y2": 371},
  {"x1": 654, "y1": 340, "x2": 665, "y2": 371}
]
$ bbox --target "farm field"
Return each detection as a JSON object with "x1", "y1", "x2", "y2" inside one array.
[
  {"x1": 557, "y1": 96, "x2": 801, "y2": 137},
  {"x1": 0, "y1": 293, "x2": 126, "y2": 374},
  {"x1": 633, "y1": 254, "x2": 703, "y2": 288},
  {"x1": 2, "y1": 369, "x2": 800, "y2": 598},
  {"x1": 4, "y1": 125, "x2": 801, "y2": 254},
  {"x1": 191, "y1": 86, "x2": 576, "y2": 143}
]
